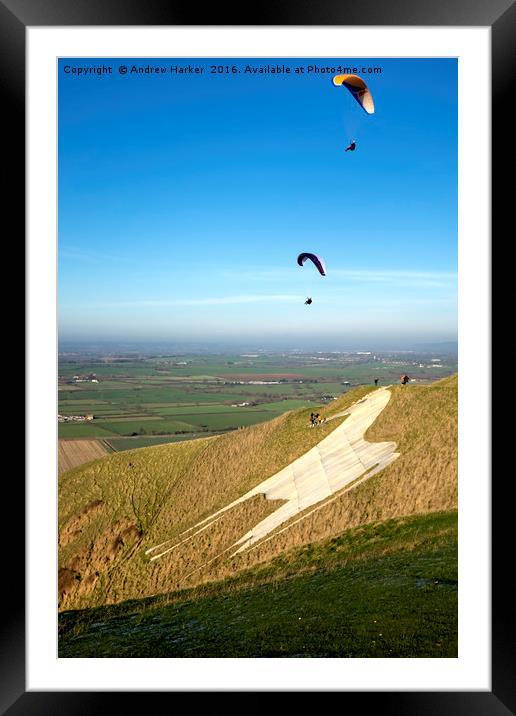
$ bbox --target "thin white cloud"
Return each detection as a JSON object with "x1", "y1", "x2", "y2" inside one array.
[{"x1": 228, "y1": 267, "x2": 457, "y2": 286}]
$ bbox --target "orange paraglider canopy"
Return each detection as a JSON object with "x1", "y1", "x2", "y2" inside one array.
[{"x1": 332, "y1": 74, "x2": 375, "y2": 115}]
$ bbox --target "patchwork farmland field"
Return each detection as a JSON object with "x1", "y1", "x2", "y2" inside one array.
[
  {"x1": 58, "y1": 423, "x2": 118, "y2": 439},
  {"x1": 58, "y1": 439, "x2": 113, "y2": 475},
  {"x1": 58, "y1": 349, "x2": 457, "y2": 461}
]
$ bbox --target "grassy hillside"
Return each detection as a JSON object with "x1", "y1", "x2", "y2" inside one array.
[
  {"x1": 59, "y1": 510, "x2": 457, "y2": 658},
  {"x1": 230, "y1": 374, "x2": 458, "y2": 575},
  {"x1": 59, "y1": 377, "x2": 457, "y2": 613},
  {"x1": 59, "y1": 386, "x2": 374, "y2": 610}
]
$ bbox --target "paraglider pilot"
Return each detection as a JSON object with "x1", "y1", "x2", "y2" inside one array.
[
  {"x1": 297, "y1": 254, "x2": 325, "y2": 306},
  {"x1": 345, "y1": 141, "x2": 356, "y2": 152}
]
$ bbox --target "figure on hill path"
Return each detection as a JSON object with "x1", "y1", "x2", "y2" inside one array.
[{"x1": 374, "y1": 378, "x2": 379, "y2": 387}]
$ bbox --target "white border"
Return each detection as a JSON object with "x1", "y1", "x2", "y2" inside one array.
[{"x1": 27, "y1": 26, "x2": 490, "y2": 691}]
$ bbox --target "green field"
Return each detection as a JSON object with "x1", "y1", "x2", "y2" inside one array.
[
  {"x1": 59, "y1": 511, "x2": 457, "y2": 658},
  {"x1": 58, "y1": 423, "x2": 117, "y2": 438},
  {"x1": 94, "y1": 419, "x2": 197, "y2": 435}
]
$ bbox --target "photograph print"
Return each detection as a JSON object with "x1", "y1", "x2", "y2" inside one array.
[{"x1": 57, "y1": 56, "x2": 458, "y2": 658}]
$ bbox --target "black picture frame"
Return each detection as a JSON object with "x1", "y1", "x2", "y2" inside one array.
[{"x1": 6, "y1": 0, "x2": 508, "y2": 712}]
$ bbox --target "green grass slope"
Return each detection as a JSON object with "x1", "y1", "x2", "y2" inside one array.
[{"x1": 59, "y1": 510, "x2": 457, "y2": 658}]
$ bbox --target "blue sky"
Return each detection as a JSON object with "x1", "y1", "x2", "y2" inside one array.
[{"x1": 58, "y1": 58, "x2": 457, "y2": 348}]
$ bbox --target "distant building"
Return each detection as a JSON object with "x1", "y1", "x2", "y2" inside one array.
[
  {"x1": 72, "y1": 374, "x2": 99, "y2": 383},
  {"x1": 58, "y1": 413, "x2": 94, "y2": 422}
]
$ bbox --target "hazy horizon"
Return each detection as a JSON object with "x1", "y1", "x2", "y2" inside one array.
[{"x1": 58, "y1": 336, "x2": 458, "y2": 356}]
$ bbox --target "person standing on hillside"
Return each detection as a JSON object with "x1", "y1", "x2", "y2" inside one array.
[{"x1": 374, "y1": 378, "x2": 379, "y2": 387}]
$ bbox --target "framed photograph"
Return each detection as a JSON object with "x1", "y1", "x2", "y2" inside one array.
[{"x1": 7, "y1": 0, "x2": 508, "y2": 711}]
